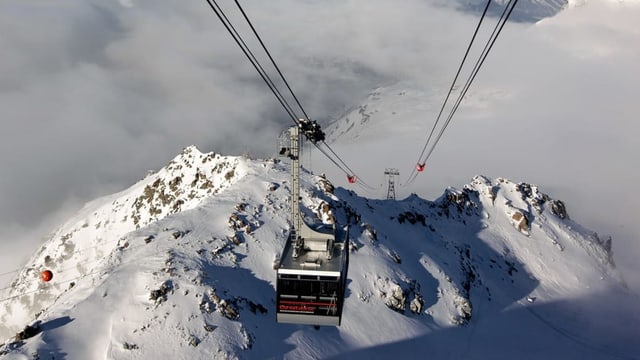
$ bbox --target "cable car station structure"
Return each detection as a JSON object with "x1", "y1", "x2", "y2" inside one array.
[{"x1": 276, "y1": 120, "x2": 349, "y2": 326}]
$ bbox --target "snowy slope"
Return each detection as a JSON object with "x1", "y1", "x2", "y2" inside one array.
[{"x1": 1, "y1": 146, "x2": 638, "y2": 359}]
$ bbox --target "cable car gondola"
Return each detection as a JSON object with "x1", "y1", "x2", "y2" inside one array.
[
  {"x1": 276, "y1": 121, "x2": 350, "y2": 326},
  {"x1": 276, "y1": 225, "x2": 349, "y2": 326}
]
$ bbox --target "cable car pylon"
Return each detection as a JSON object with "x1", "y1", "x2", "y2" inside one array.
[
  {"x1": 384, "y1": 168, "x2": 399, "y2": 200},
  {"x1": 275, "y1": 119, "x2": 350, "y2": 326}
]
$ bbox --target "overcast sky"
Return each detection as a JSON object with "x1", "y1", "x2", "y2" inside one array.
[{"x1": 1, "y1": 0, "x2": 638, "y2": 292}]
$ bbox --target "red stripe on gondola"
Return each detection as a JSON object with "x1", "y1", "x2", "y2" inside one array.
[{"x1": 280, "y1": 300, "x2": 337, "y2": 307}]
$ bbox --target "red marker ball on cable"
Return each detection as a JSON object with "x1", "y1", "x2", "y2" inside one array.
[{"x1": 41, "y1": 270, "x2": 53, "y2": 282}]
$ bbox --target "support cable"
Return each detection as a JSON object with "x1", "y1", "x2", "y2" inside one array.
[
  {"x1": 406, "y1": 0, "x2": 493, "y2": 184},
  {"x1": 320, "y1": 141, "x2": 377, "y2": 190},
  {"x1": 421, "y1": 0, "x2": 518, "y2": 165},
  {"x1": 406, "y1": 0, "x2": 518, "y2": 185},
  {"x1": 205, "y1": 0, "x2": 300, "y2": 123},
  {"x1": 232, "y1": 0, "x2": 372, "y2": 187},
  {"x1": 207, "y1": 0, "x2": 371, "y2": 186},
  {"x1": 233, "y1": 0, "x2": 312, "y2": 121}
]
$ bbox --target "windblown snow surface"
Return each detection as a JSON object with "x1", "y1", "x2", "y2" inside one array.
[{"x1": 1, "y1": 146, "x2": 638, "y2": 359}]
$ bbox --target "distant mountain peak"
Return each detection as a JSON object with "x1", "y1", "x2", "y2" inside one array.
[
  {"x1": 450, "y1": 0, "x2": 569, "y2": 23},
  {"x1": 1, "y1": 150, "x2": 635, "y2": 359}
]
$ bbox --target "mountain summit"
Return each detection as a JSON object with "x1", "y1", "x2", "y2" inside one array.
[{"x1": 1, "y1": 146, "x2": 638, "y2": 359}]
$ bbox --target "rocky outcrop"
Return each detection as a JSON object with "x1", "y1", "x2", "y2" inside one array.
[
  {"x1": 551, "y1": 199, "x2": 568, "y2": 219},
  {"x1": 317, "y1": 201, "x2": 336, "y2": 224},
  {"x1": 511, "y1": 209, "x2": 531, "y2": 234}
]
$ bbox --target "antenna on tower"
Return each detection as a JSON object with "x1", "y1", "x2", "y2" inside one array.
[{"x1": 384, "y1": 168, "x2": 400, "y2": 200}]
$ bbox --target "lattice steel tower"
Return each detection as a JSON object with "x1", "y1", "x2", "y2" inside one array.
[{"x1": 384, "y1": 168, "x2": 399, "y2": 200}]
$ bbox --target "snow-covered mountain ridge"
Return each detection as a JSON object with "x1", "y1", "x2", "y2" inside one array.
[
  {"x1": 452, "y1": 0, "x2": 639, "y2": 23},
  {"x1": 452, "y1": 0, "x2": 569, "y2": 23},
  {"x1": 1, "y1": 146, "x2": 637, "y2": 359}
]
